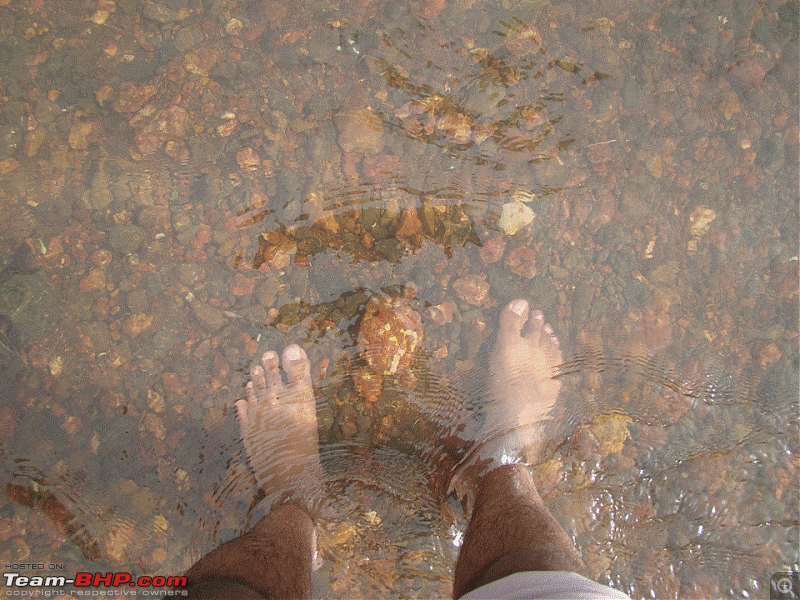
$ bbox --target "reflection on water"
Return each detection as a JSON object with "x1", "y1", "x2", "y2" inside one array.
[{"x1": 0, "y1": 0, "x2": 797, "y2": 597}]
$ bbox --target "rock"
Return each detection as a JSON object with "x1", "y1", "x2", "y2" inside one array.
[
  {"x1": 254, "y1": 277, "x2": 279, "y2": 306},
  {"x1": 436, "y1": 110, "x2": 472, "y2": 144},
  {"x1": 88, "y1": 164, "x2": 113, "y2": 210},
  {"x1": 453, "y1": 275, "x2": 490, "y2": 306},
  {"x1": 576, "y1": 414, "x2": 632, "y2": 458},
  {"x1": 341, "y1": 418, "x2": 358, "y2": 438},
  {"x1": 428, "y1": 300, "x2": 457, "y2": 325},
  {"x1": 113, "y1": 82, "x2": 157, "y2": 114},
  {"x1": 192, "y1": 301, "x2": 227, "y2": 332},
  {"x1": 357, "y1": 295, "x2": 423, "y2": 376},
  {"x1": 108, "y1": 224, "x2": 146, "y2": 254},
  {"x1": 689, "y1": 205, "x2": 716, "y2": 237},
  {"x1": 183, "y1": 47, "x2": 219, "y2": 77},
  {"x1": 498, "y1": 201, "x2": 535, "y2": 235},
  {"x1": 143, "y1": 2, "x2": 189, "y2": 23},
  {"x1": 92, "y1": 249, "x2": 113, "y2": 267},
  {"x1": 126, "y1": 289, "x2": 149, "y2": 313},
  {"x1": 132, "y1": 105, "x2": 190, "y2": 155},
  {"x1": 138, "y1": 206, "x2": 171, "y2": 234},
  {"x1": 395, "y1": 208, "x2": 422, "y2": 238},
  {"x1": 102, "y1": 518, "x2": 135, "y2": 565},
  {"x1": 0, "y1": 273, "x2": 62, "y2": 341},
  {"x1": 68, "y1": 118, "x2": 97, "y2": 151},
  {"x1": 728, "y1": 58, "x2": 766, "y2": 89},
  {"x1": 123, "y1": 313, "x2": 153, "y2": 339},
  {"x1": 335, "y1": 107, "x2": 384, "y2": 154},
  {"x1": 174, "y1": 25, "x2": 205, "y2": 53},
  {"x1": 480, "y1": 235, "x2": 506, "y2": 264},
  {"x1": 178, "y1": 264, "x2": 206, "y2": 286},
  {"x1": 306, "y1": 26, "x2": 340, "y2": 65},
  {"x1": 79, "y1": 268, "x2": 106, "y2": 292},
  {"x1": 534, "y1": 158, "x2": 569, "y2": 188},
  {"x1": 646, "y1": 261, "x2": 679, "y2": 286},
  {"x1": 230, "y1": 272, "x2": 257, "y2": 296},
  {"x1": 504, "y1": 246, "x2": 537, "y2": 278}
]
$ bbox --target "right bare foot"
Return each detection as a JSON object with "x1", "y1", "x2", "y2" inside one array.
[
  {"x1": 485, "y1": 298, "x2": 562, "y2": 446},
  {"x1": 451, "y1": 299, "x2": 563, "y2": 496},
  {"x1": 235, "y1": 344, "x2": 324, "y2": 510}
]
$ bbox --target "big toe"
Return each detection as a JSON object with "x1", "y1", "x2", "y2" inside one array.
[
  {"x1": 499, "y1": 298, "x2": 530, "y2": 340},
  {"x1": 282, "y1": 344, "x2": 312, "y2": 390}
]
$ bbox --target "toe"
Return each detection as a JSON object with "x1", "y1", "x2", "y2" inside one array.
[
  {"x1": 282, "y1": 344, "x2": 312, "y2": 389},
  {"x1": 524, "y1": 309, "x2": 544, "y2": 346},
  {"x1": 499, "y1": 299, "x2": 529, "y2": 339},
  {"x1": 260, "y1": 350, "x2": 281, "y2": 400},
  {"x1": 249, "y1": 364, "x2": 269, "y2": 401},
  {"x1": 235, "y1": 396, "x2": 249, "y2": 437},
  {"x1": 541, "y1": 322, "x2": 562, "y2": 363}
]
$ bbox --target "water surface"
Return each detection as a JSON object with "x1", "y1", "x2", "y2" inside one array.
[{"x1": 0, "y1": 0, "x2": 797, "y2": 598}]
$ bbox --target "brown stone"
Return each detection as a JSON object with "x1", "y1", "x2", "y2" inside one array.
[
  {"x1": 452, "y1": 274, "x2": 490, "y2": 306},
  {"x1": 123, "y1": 313, "x2": 154, "y2": 338},
  {"x1": 230, "y1": 272, "x2": 258, "y2": 296},
  {"x1": 480, "y1": 235, "x2": 506, "y2": 265},
  {"x1": 395, "y1": 208, "x2": 422, "y2": 238},
  {"x1": 336, "y1": 107, "x2": 384, "y2": 154},
  {"x1": 80, "y1": 268, "x2": 106, "y2": 292},
  {"x1": 505, "y1": 246, "x2": 537, "y2": 278}
]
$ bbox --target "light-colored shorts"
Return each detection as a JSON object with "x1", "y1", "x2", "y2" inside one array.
[{"x1": 461, "y1": 571, "x2": 632, "y2": 600}]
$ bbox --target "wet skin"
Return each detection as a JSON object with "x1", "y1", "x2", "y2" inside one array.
[{"x1": 183, "y1": 299, "x2": 584, "y2": 599}]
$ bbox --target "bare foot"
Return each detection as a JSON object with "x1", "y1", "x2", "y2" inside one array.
[
  {"x1": 485, "y1": 298, "x2": 562, "y2": 446},
  {"x1": 235, "y1": 344, "x2": 324, "y2": 511},
  {"x1": 452, "y1": 300, "x2": 562, "y2": 497}
]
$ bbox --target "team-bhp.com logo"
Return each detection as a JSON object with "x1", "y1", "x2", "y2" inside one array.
[{"x1": 4, "y1": 572, "x2": 187, "y2": 595}]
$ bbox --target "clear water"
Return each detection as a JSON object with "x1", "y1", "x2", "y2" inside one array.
[{"x1": 0, "y1": 0, "x2": 797, "y2": 598}]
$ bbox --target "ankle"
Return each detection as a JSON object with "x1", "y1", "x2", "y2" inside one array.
[{"x1": 474, "y1": 464, "x2": 541, "y2": 514}]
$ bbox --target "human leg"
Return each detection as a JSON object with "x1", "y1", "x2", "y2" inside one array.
[
  {"x1": 452, "y1": 300, "x2": 585, "y2": 598},
  {"x1": 183, "y1": 345, "x2": 322, "y2": 600}
]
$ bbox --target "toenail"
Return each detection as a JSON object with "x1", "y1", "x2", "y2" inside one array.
[
  {"x1": 544, "y1": 324, "x2": 553, "y2": 334},
  {"x1": 510, "y1": 299, "x2": 528, "y2": 315},
  {"x1": 285, "y1": 344, "x2": 303, "y2": 360}
]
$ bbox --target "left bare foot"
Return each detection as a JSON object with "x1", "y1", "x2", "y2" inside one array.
[{"x1": 235, "y1": 344, "x2": 324, "y2": 509}]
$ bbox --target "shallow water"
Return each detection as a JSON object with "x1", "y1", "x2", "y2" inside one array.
[{"x1": 0, "y1": 0, "x2": 797, "y2": 598}]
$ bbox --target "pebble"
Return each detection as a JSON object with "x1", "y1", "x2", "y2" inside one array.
[
  {"x1": 123, "y1": 313, "x2": 153, "y2": 339},
  {"x1": 689, "y1": 205, "x2": 716, "y2": 237},
  {"x1": 88, "y1": 165, "x2": 113, "y2": 210},
  {"x1": 498, "y1": 200, "x2": 535, "y2": 235},
  {"x1": 178, "y1": 264, "x2": 206, "y2": 286},
  {"x1": 126, "y1": 289, "x2": 149, "y2": 314},
  {"x1": 108, "y1": 225, "x2": 147, "y2": 255},
  {"x1": 92, "y1": 249, "x2": 113, "y2": 267},
  {"x1": 480, "y1": 235, "x2": 506, "y2": 265},
  {"x1": 143, "y1": 2, "x2": 189, "y2": 23},
  {"x1": 504, "y1": 246, "x2": 537, "y2": 279},
  {"x1": 79, "y1": 268, "x2": 106, "y2": 293},
  {"x1": 452, "y1": 275, "x2": 490, "y2": 306},
  {"x1": 396, "y1": 208, "x2": 422, "y2": 238},
  {"x1": 336, "y1": 107, "x2": 385, "y2": 154},
  {"x1": 728, "y1": 58, "x2": 766, "y2": 89},
  {"x1": 191, "y1": 301, "x2": 227, "y2": 333},
  {"x1": 230, "y1": 272, "x2": 258, "y2": 296}
]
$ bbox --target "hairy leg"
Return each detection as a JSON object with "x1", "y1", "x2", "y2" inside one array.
[
  {"x1": 183, "y1": 345, "x2": 322, "y2": 600},
  {"x1": 453, "y1": 300, "x2": 583, "y2": 598},
  {"x1": 453, "y1": 464, "x2": 585, "y2": 598}
]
